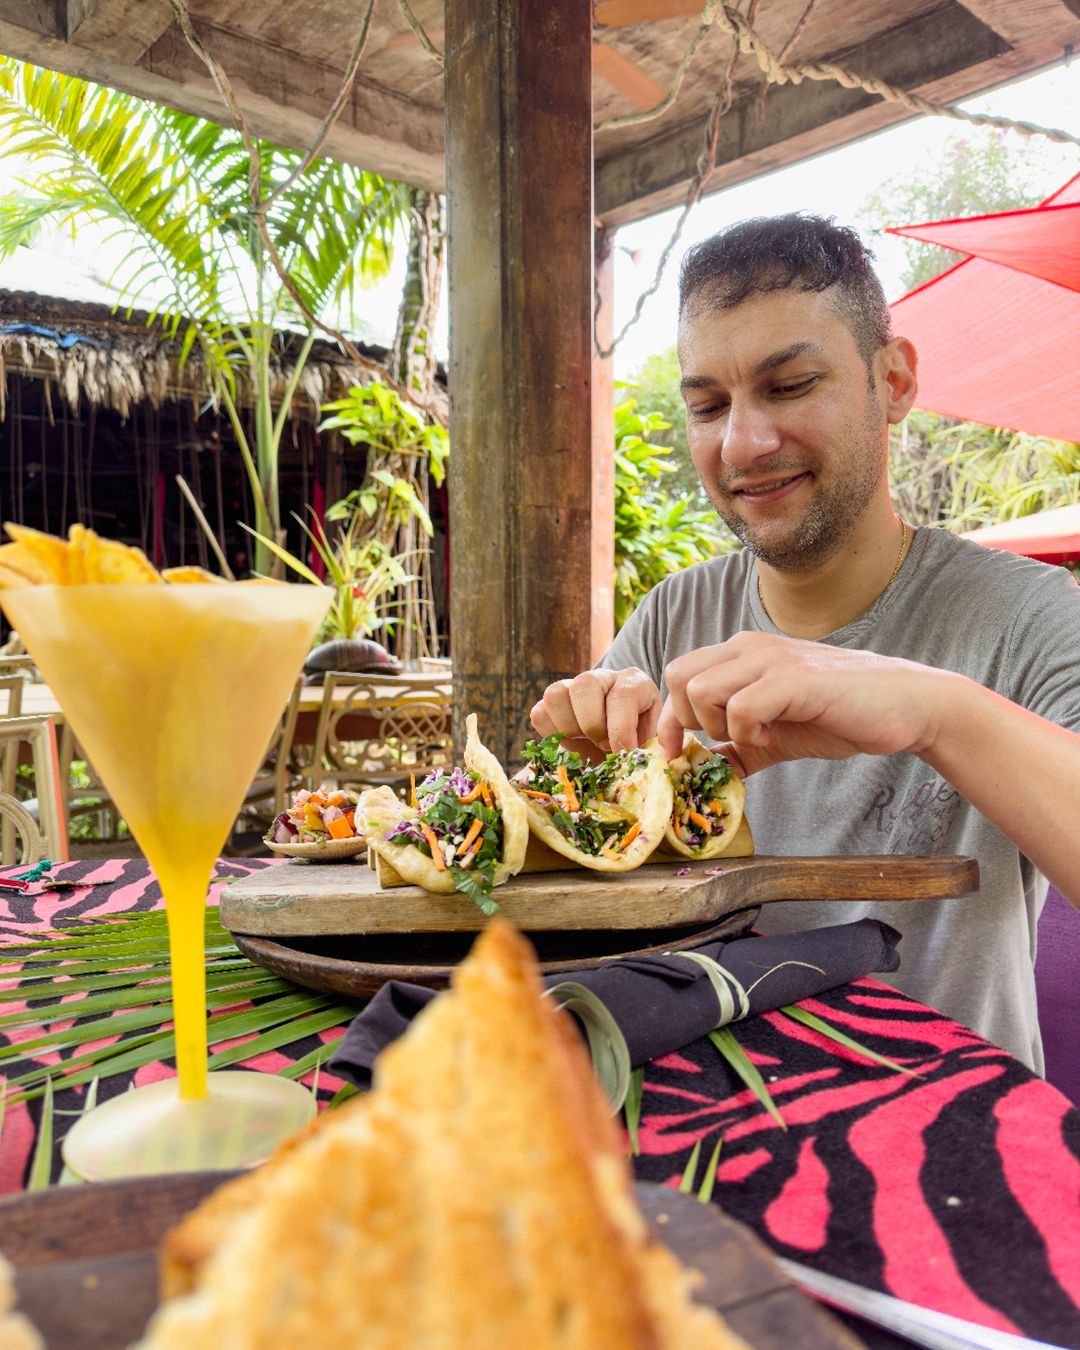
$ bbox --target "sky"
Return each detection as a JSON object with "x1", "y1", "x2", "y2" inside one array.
[{"x1": 1, "y1": 56, "x2": 1078, "y2": 376}]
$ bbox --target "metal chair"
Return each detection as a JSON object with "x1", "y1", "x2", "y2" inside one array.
[
  {"x1": 231, "y1": 678, "x2": 307, "y2": 842},
  {"x1": 0, "y1": 715, "x2": 67, "y2": 864},
  {"x1": 307, "y1": 672, "x2": 453, "y2": 795},
  {"x1": 0, "y1": 657, "x2": 34, "y2": 859}
]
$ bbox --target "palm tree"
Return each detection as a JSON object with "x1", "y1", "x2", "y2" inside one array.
[{"x1": 0, "y1": 57, "x2": 409, "y2": 573}]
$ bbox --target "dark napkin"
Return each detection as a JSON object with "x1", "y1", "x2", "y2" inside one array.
[{"x1": 329, "y1": 919, "x2": 901, "y2": 1090}]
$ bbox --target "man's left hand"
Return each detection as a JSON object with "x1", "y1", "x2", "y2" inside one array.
[{"x1": 657, "y1": 632, "x2": 954, "y2": 772}]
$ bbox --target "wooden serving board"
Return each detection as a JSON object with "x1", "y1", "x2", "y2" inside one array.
[
  {"x1": 220, "y1": 853, "x2": 979, "y2": 937},
  {"x1": 0, "y1": 1175, "x2": 859, "y2": 1349}
]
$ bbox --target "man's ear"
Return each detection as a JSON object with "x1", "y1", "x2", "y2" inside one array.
[{"x1": 880, "y1": 336, "x2": 918, "y2": 425}]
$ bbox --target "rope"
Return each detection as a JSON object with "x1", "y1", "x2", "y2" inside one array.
[
  {"x1": 713, "y1": 4, "x2": 1080, "y2": 147},
  {"x1": 596, "y1": 0, "x2": 721, "y2": 133},
  {"x1": 596, "y1": 3, "x2": 1079, "y2": 355}
]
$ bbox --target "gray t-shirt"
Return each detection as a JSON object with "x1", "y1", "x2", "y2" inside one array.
[{"x1": 600, "y1": 526, "x2": 1080, "y2": 1071}]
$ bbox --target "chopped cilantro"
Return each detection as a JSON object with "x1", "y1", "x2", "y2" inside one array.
[{"x1": 451, "y1": 864, "x2": 500, "y2": 915}]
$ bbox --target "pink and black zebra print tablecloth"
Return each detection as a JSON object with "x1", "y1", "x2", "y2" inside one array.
[{"x1": 2, "y1": 858, "x2": 1079, "y2": 1346}]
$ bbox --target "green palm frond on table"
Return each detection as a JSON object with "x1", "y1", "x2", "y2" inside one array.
[
  {"x1": 0, "y1": 908, "x2": 356, "y2": 1110},
  {"x1": 678, "y1": 1132, "x2": 724, "y2": 1203}
]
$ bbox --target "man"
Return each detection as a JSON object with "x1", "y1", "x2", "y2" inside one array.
[{"x1": 531, "y1": 214, "x2": 1080, "y2": 1073}]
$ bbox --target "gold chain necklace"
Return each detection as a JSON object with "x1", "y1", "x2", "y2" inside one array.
[{"x1": 757, "y1": 520, "x2": 911, "y2": 620}]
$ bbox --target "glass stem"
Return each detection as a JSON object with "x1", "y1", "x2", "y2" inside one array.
[{"x1": 165, "y1": 879, "x2": 209, "y2": 1101}]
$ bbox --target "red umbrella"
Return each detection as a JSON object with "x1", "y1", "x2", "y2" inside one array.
[
  {"x1": 960, "y1": 502, "x2": 1080, "y2": 563},
  {"x1": 887, "y1": 172, "x2": 1080, "y2": 443}
]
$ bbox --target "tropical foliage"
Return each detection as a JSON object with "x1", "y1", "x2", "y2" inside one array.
[
  {"x1": 0, "y1": 58, "x2": 409, "y2": 573},
  {"x1": 890, "y1": 411, "x2": 1080, "y2": 532},
  {"x1": 320, "y1": 380, "x2": 449, "y2": 539},
  {"x1": 860, "y1": 126, "x2": 1065, "y2": 292},
  {"x1": 613, "y1": 390, "x2": 736, "y2": 630}
]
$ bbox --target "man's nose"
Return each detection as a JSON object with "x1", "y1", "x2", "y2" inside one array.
[{"x1": 721, "y1": 401, "x2": 782, "y2": 469}]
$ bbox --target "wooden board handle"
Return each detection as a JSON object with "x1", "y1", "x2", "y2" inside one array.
[{"x1": 726, "y1": 855, "x2": 979, "y2": 905}]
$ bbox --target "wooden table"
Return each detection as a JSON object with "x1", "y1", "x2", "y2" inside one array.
[
  {"x1": 2, "y1": 858, "x2": 1079, "y2": 1347},
  {"x1": 18, "y1": 675, "x2": 453, "y2": 728}
]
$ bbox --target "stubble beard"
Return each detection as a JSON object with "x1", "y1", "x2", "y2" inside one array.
[{"x1": 705, "y1": 401, "x2": 886, "y2": 574}]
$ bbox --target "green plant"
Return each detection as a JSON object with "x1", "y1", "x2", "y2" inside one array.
[
  {"x1": 0, "y1": 58, "x2": 408, "y2": 573},
  {"x1": 860, "y1": 127, "x2": 1064, "y2": 292},
  {"x1": 0, "y1": 909, "x2": 353, "y2": 1111},
  {"x1": 320, "y1": 381, "x2": 449, "y2": 536},
  {"x1": 613, "y1": 390, "x2": 736, "y2": 629},
  {"x1": 244, "y1": 513, "x2": 414, "y2": 644},
  {"x1": 890, "y1": 410, "x2": 1080, "y2": 531},
  {"x1": 319, "y1": 380, "x2": 450, "y2": 659}
]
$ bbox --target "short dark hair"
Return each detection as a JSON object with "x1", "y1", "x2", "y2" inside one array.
[{"x1": 678, "y1": 214, "x2": 891, "y2": 366}]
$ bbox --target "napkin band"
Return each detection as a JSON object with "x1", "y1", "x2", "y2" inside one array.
[{"x1": 669, "y1": 951, "x2": 826, "y2": 1027}]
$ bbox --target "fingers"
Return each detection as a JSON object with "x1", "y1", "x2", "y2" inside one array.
[
  {"x1": 656, "y1": 700, "x2": 686, "y2": 762},
  {"x1": 606, "y1": 669, "x2": 662, "y2": 750},
  {"x1": 529, "y1": 668, "x2": 661, "y2": 753},
  {"x1": 660, "y1": 636, "x2": 783, "y2": 758}
]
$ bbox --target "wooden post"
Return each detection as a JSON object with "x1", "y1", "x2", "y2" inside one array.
[
  {"x1": 445, "y1": 0, "x2": 594, "y2": 764},
  {"x1": 591, "y1": 225, "x2": 616, "y2": 666}
]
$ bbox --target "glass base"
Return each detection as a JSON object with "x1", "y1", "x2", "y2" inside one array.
[{"x1": 61, "y1": 1072, "x2": 317, "y2": 1183}]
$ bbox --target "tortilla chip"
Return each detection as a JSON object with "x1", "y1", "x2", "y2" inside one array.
[
  {"x1": 662, "y1": 736, "x2": 748, "y2": 859},
  {"x1": 92, "y1": 533, "x2": 161, "y2": 584},
  {"x1": 361, "y1": 713, "x2": 529, "y2": 895},
  {"x1": 4, "y1": 524, "x2": 69, "y2": 583},
  {"x1": 162, "y1": 566, "x2": 228, "y2": 585},
  {"x1": 513, "y1": 741, "x2": 673, "y2": 873},
  {"x1": 0, "y1": 544, "x2": 51, "y2": 587},
  {"x1": 0, "y1": 558, "x2": 36, "y2": 589}
]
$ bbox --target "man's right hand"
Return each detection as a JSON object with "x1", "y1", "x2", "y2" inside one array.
[{"x1": 529, "y1": 668, "x2": 663, "y2": 752}]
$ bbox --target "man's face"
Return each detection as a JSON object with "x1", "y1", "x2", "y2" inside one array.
[{"x1": 677, "y1": 286, "x2": 890, "y2": 572}]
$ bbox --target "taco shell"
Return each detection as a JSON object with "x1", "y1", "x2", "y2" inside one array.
[
  {"x1": 515, "y1": 741, "x2": 673, "y2": 873},
  {"x1": 360, "y1": 713, "x2": 528, "y2": 894},
  {"x1": 662, "y1": 737, "x2": 749, "y2": 859}
]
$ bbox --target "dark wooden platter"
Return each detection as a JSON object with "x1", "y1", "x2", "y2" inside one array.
[
  {"x1": 0, "y1": 1174, "x2": 860, "y2": 1348},
  {"x1": 220, "y1": 853, "x2": 979, "y2": 936}
]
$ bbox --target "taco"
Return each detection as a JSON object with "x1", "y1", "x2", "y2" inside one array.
[
  {"x1": 511, "y1": 733, "x2": 672, "y2": 872},
  {"x1": 663, "y1": 737, "x2": 749, "y2": 859},
  {"x1": 359, "y1": 713, "x2": 528, "y2": 913}
]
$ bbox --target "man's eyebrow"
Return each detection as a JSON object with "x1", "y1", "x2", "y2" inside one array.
[
  {"x1": 753, "y1": 341, "x2": 821, "y2": 375},
  {"x1": 679, "y1": 341, "x2": 824, "y2": 392}
]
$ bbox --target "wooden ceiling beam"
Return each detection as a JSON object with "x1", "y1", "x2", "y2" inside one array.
[
  {"x1": 949, "y1": 0, "x2": 1080, "y2": 43},
  {"x1": 0, "y1": 12, "x2": 445, "y2": 192},
  {"x1": 596, "y1": 2, "x2": 1078, "y2": 225},
  {"x1": 63, "y1": 0, "x2": 171, "y2": 59}
]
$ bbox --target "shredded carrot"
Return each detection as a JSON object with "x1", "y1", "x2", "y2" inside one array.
[
  {"x1": 600, "y1": 845, "x2": 621, "y2": 862},
  {"x1": 459, "y1": 781, "x2": 484, "y2": 804},
  {"x1": 617, "y1": 821, "x2": 642, "y2": 852},
  {"x1": 707, "y1": 799, "x2": 727, "y2": 816},
  {"x1": 409, "y1": 774, "x2": 417, "y2": 810},
  {"x1": 556, "y1": 764, "x2": 580, "y2": 812},
  {"x1": 480, "y1": 781, "x2": 494, "y2": 807},
  {"x1": 420, "y1": 821, "x2": 446, "y2": 870},
  {"x1": 457, "y1": 817, "x2": 484, "y2": 857},
  {"x1": 687, "y1": 808, "x2": 712, "y2": 835},
  {"x1": 522, "y1": 789, "x2": 553, "y2": 801}
]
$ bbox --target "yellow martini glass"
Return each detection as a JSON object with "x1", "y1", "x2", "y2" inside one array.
[{"x1": 0, "y1": 581, "x2": 331, "y2": 1180}]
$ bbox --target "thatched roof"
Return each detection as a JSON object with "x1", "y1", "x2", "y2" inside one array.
[{"x1": 0, "y1": 289, "x2": 394, "y2": 422}]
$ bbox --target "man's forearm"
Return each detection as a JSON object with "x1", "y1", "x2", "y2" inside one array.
[{"x1": 921, "y1": 674, "x2": 1080, "y2": 908}]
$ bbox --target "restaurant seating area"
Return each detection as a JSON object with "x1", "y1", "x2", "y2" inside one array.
[
  {"x1": 1, "y1": 659, "x2": 453, "y2": 864},
  {"x1": 2, "y1": 3, "x2": 1080, "y2": 1345}
]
